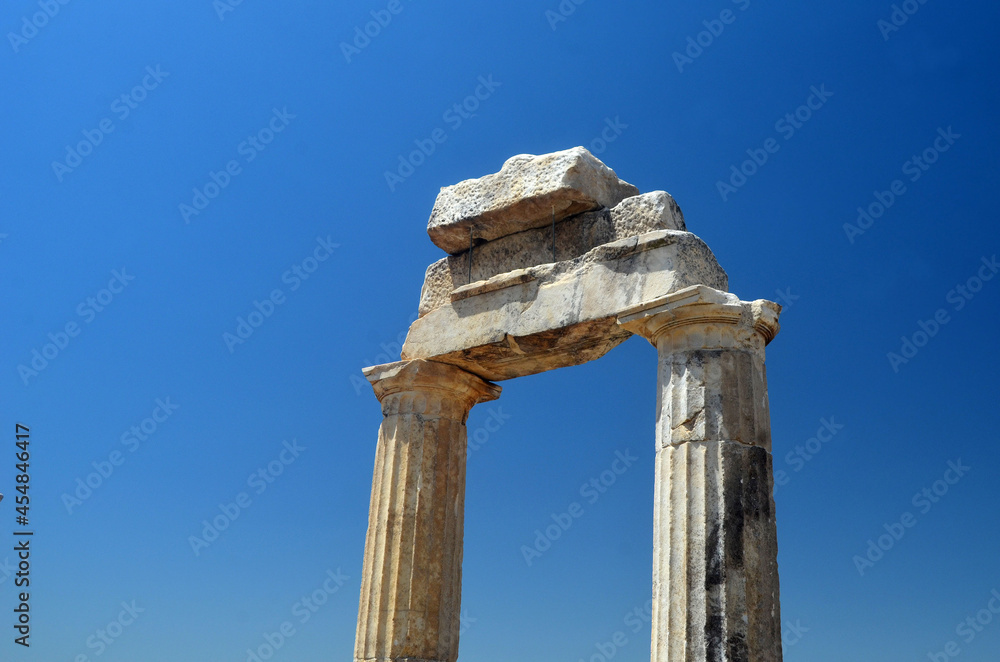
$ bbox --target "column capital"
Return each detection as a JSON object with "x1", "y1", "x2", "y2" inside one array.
[
  {"x1": 618, "y1": 285, "x2": 780, "y2": 352},
  {"x1": 363, "y1": 359, "x2": 501, "y2": 419}
]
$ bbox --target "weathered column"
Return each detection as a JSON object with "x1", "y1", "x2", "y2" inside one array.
[
  {"x1": 619, "y1": 285, "x2": 782, "y2": 662},
  {"x1": 355, "y1": 359, "x2": 501, "y2": 662}
]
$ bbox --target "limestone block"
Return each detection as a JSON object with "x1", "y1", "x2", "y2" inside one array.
[
  {"x1": 418, "y1": 191, "x2": 687, "y2": 316},
  {"x1": 611, "y1": 189, "x2": 686, "y2": 236},
  {"x1": 403, "y1": 231, "x2": 728, "y2": 381},
  {"x1": 427, "y1": 146, "x2": 639, "y2": 254}
]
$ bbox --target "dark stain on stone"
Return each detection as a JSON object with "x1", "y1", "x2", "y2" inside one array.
[
  {"x1": 723, "y1": 452, "x2": 745, "y2": 568},
  {"x1": 705, "y1": 611, "x2": 725, "y2": 661},
  {"x1": 743, "y1": 447, "x2": 770, "y2": 521},
  {"x1": 705, "y1": 522, "x2": 724, "y2": 588},
  {"x1": 728, "y1": 630, "x2": 750, "y2": 662}
]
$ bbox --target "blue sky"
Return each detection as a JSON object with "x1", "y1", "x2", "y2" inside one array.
[{"x1": 1, "y1": 0, "x2": 999, "y2": 660}]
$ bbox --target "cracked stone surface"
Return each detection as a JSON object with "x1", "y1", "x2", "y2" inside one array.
[
  {"x1": 427, "y1": 146, "x2": 639, "y2": 254},
  {"x1": 419, "y1": 191, "x2": 688, "y2": 317},
  {"x1": 403, "y1": 231, "x2": 728, "y2": 381}
]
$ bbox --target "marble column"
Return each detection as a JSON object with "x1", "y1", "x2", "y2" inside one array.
[
  {"x1": 355, "y1": 359, "x2": 501, "y2": 662},
  {"x1": 619, "y1": 285, "x2": 783, "y2": 662}
]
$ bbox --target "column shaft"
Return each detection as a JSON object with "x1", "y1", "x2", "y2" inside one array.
[
  {"x1": 621, "y1": 286, "x2": 783, "y2": 662},
  {"x1": 355, "y1": 360, "x2": 500, "y2": 662},
  {"x1": 652, "y1": 438, "x2": 779, "y2": 660}
]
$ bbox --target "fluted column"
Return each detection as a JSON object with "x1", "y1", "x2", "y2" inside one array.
[
  {"x1": 619, "y1": 285, "x2": 782, "y2": 662},
  {"x1": 355, "y1": 359, "x2": 501, "y2": 662}
]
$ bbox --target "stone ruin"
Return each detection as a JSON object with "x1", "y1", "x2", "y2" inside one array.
[{"x1": 355, "y1": 147, "x2": 783, "y2": 661}]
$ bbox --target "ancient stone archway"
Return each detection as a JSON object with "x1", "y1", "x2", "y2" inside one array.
[{"x1": 355, "y1": 147, "x2": 783, "y2": 662}]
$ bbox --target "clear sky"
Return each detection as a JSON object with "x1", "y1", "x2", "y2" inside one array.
[{"x1": 2, "y1": 0, "x2": 999, "y2": 660}]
